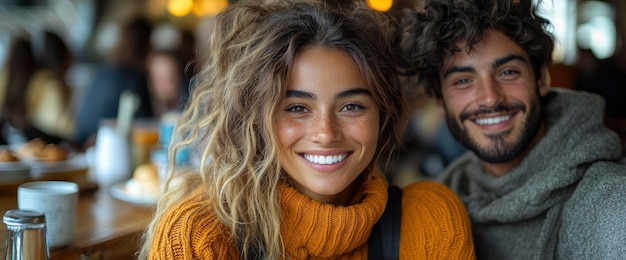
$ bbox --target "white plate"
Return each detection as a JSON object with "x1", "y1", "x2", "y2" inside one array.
[
  {"x1": 110, "y1": 181, "x2": 157, "y2": 206},
  {"x1": 0, "y1": 161, "x2": 31, "y2": 182},
  {"x1": 27, "y1": 153, "x2": 88, "y2": 179},
  {"x1": 0, "y1": 144, "x2": 88, "y2": 176}
]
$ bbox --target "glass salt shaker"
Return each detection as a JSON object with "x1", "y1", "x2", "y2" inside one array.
[{"x1": 3, "y1": 209, "x2": 49, "y2": 260}]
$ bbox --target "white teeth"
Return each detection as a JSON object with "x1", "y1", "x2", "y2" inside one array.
[
  {"x1": 475, "y1": 115, "x2": 510, "y2": 125},
  {"x1": 303, "y1": 153, "x2": 348, "y2": 165}
]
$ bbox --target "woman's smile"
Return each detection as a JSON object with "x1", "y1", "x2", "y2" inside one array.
[{"x1": 302, "y1": 152, "x2": 352, "y2": 165}]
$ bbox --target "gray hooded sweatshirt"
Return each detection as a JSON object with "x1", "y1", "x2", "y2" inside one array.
[{"x1": 439, "y1": 88, "x2": 626, "y2": 260}]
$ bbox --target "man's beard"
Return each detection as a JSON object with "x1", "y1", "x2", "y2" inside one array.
[{"x1": 445, "y1": 97, "x2": 543, "y2": 163}]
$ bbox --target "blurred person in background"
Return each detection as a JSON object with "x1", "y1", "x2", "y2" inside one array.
[
  {"x1": 74, "y1": 15, "x2": 154, "y2": 148},
  {"x1": 146, "y1": 49, "x2": 189, "y2": 117},
  {"x1": 27, "y1": 30, "x2": 76, "y2": 143},
  {"x1": 0, "y1": 32, "x2": 75, "y2": 146}
]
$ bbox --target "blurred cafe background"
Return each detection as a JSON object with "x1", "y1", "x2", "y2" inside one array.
[
  {"x1": 0, "y1": 0, "x2": 624, "y2": 188},
  {"x1": 0, "y1": 0, "x2": 623, "y2": 257}
]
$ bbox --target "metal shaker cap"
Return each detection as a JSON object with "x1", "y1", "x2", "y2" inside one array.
[{"x1": 3, "y1": 209, "x2": 45, "y2": 225}]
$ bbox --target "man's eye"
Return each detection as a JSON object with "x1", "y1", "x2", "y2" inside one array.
[
  {"x1": 501, "y1": 69, "x2": 519, "y2": 76},
  {"x1": 453, "y1": 78, "x2": 471, "y2": 86}
]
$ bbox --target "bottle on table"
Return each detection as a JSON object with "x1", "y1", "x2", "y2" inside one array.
[{"x1": 3, "y1": 209, "x2": 49, "y2": 260}]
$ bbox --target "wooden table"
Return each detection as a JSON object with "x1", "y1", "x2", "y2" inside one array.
[{"x1": 0, "y1": 182, "x2": 154, "y2": 259}]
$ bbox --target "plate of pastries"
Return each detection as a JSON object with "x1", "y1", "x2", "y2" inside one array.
[{"x1": 0, "y1": 139, "x2": 88, "y2": 180}]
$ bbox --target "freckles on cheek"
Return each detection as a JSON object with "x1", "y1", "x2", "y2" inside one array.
[
  {"x1": 351, "y1": 117, "x2": 380, "y2": 143},
  {"x1": 277, "y1": 120, "x2": 302, "y2": 144}
]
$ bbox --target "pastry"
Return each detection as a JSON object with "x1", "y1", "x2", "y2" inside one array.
[
  {"x1": 126, "y1": 163, "x2": 160, "y2": 197},
  {"x1": 39, "y1": 144, "x2": 69, "y2": 162},
  {"x1": 0, "y1": 149, "x2": 19, "y2": 162},
  {"x1": 15, "y1": 139, "x2": 69, "y2": 161}
]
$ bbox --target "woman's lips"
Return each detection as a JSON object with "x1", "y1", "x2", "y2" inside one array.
[{"x1": 302, "y1": 152, "x2": 351, "y2": 165}]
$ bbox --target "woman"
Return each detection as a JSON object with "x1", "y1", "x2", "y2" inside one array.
[
  {"x1": 26, "y1": 31, "x2": 76, "y2": 142},
  {"x1": 140, "y1": 1, "x2": 474, "y2": 259},
  {"x1": 0, "y1": 33, "x2": 73, "y2": 145}
]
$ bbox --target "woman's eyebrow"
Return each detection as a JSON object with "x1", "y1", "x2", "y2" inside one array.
[
  {"x1": 285, "y1": 87, "x2": 371, "y2": 100},
  {"x1": 286, "y1": 90, "x2": 315, "y2": 99},
  {"x1": 336, "y1": 87, "x2": 372, "y2": 99}
]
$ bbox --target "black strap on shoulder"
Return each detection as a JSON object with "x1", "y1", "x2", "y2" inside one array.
[{"x1": 369, "y1": 185, "x2": 402, "y2": 260}]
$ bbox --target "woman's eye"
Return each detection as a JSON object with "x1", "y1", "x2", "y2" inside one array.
[
  {"x1": 341, "y1": 103, "x2": 364, "y2": 112},
  {"x1": 286, "y1": 105, "x2": 308, "y2": 113}
]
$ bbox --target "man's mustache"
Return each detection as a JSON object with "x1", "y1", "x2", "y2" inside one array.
[{"x1": 460, "y1": 103, "x2": 526, "y2": 122}]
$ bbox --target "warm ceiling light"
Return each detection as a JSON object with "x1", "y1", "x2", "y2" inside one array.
[
  {"x1": 193, "y1": 0, "x2": 228, "y2": 17},
  {"x1": 167, "y1": 0, "x2": 193, "y2": 17},
  {"x1": 367, "y1": 0, "x2": 393, "y2": 12}
]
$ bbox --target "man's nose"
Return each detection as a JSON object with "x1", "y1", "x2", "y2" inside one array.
[{"x1": 475, "y1": 77, "x2": 503, "y2": 107}]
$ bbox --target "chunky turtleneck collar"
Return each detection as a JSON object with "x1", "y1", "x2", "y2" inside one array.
[
  {"x1": 148, "y1": 168, "x2": 476, "y2": 259},
  {"x1": 279, "y1": 170, "x2": 387, "y2": 259}
]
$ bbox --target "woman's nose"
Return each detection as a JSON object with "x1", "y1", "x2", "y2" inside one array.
[{"x1": 309, "y1": 113, "x2": 342, "y2": 145}]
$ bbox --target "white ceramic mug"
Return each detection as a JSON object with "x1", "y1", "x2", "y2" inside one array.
[{"x1": 17, "y1": 181, "x2": 79, "y2": 248}]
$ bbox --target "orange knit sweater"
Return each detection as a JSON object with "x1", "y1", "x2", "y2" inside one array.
[{"x1": 149, "y1": 172, "x2": 475, "y2": 259}]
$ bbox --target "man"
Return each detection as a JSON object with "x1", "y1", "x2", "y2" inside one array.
[{"x1": 400, "y1": 0, "x2": 626, "y2": 259}]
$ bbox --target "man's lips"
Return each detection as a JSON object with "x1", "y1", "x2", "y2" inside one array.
[
  {"x1": 460, "y1": 104, "x2": 526, "y2": 123},
  {"x1": 474, "y1": 115, "x2": 511, "y2": 125},
  {"x1": 464, "y1": 110, "x2": 519, "y2": 134}
]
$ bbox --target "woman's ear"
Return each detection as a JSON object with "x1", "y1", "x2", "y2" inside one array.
[{"x1": 538, "y1": 66, "x2": 550, "y2": 97}]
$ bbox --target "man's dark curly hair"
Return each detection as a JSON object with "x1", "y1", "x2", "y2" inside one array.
[{"x1": 400, "y1": 0, "x2": 555, "y2": 99}]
